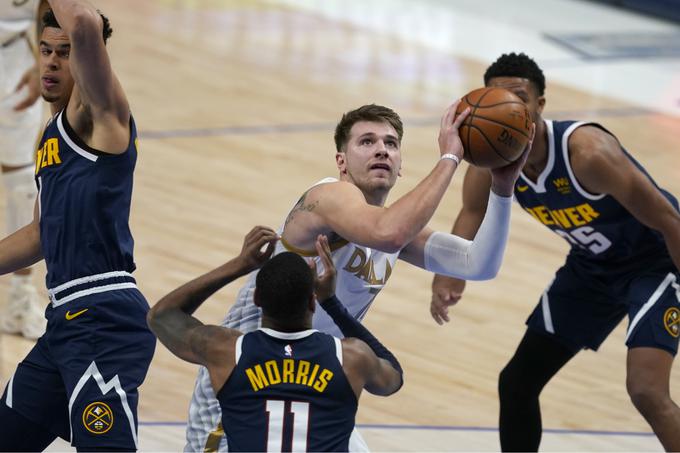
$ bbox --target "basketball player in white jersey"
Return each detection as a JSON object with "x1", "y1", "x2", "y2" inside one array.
[
  {"x1": 0, "y1": 0, "x2": 45, "y2": 340},
  {"x1": 185, "y1": 103, "x2": 534, "y2": 451}
]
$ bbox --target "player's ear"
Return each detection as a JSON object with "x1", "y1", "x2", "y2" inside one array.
[
  {"x1": 537, "y1": 95, "x2": 546, "y2": 115},
  {"x1": 308, "y1": 294, "x2": 316, "y2": 313},
  {"x1": 253, "y1": 288, "x2": 262, "y2": 308},
  {"x1": 336, "y1": 152, "x2": 347, "y2": 175}
]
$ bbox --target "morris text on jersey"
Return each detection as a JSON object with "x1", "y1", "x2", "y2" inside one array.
[{"x1": 245, "y1": 359, "x2": 334, "y2": 393}]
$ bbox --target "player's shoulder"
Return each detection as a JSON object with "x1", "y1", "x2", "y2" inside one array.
[
  {"x1": 340, "y1": 337, "x2": 373, "y2": 365},
  {"x1": 307, "y1": 179, "x2": 363, "y2": 201},
  {"x1": 568, "y1": 123, "x2": 622, "y2": 166}
]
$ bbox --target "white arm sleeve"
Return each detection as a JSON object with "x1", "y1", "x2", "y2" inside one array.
[{"x1": 423, "y1": 191, "x2": 512, "y2": 280}]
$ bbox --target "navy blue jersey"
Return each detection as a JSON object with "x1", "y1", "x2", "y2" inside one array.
[
  {"x1": 34, "y1": 109, "x2": 138, "y2": 288},
  {"x1": 514, "y1": 120, "x2": 678, "y2": 268},
  {"x1": 217, "y1": 328, "x2": 357, "y2": 452}
]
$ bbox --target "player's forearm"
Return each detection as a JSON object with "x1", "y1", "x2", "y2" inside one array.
[
  {"x1": 425, "y1": 192, "x2": 512, "y2": 280},
  {"x1": 150, "y1": 257, "x2": 252, "y2": 319},
  {"x1": 0, "y1": 223, "x2": 43, "y2": 275},
  {"x1": 47, "y1": 0, "x2": 101, "y2": 39},
  {"x1": 379, "y1": 159, "x2": 457, "y2": 250},
  {"x1": 320, "y1": 296, "x2": 403, "y2": 381}
]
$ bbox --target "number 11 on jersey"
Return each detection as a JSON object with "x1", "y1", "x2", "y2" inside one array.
[{"x1": 266, "y1": 400, "x2": 310, "y2": 452}]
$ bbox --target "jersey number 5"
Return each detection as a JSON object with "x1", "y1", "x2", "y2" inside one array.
[
  {"x1": 265, "y1": 400, "x2": 310, "y2": 452},
  {"x1": 555, "y1": 226, "x2": 612, "y2": 254}
]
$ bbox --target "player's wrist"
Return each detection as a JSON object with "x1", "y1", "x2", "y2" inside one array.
[{"x1": 440, "y1": 153, "x2": 461, "y2": 166}]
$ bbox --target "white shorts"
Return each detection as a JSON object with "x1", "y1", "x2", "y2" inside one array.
[{"x1": 0, "y1": 35, "x2": 42, "y2": 167}]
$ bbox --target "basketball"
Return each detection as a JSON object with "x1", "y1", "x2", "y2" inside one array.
[{"x1": 456, "y1": 87, "x2": 532, "y2": 168}]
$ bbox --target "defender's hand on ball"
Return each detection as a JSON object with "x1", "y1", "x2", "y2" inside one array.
[{"x1": 490, "y1": 123, "x2": 536, "y2": 197}]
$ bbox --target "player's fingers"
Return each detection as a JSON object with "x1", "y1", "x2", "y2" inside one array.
[
  {"x1": 13, "y1": 96, "x2": 33, "y2": 112},
  {"x1": 430, "y1": 302, "x2": 444, "y2": 325},
  {"x1": 441, "y1": 307, "x2": 450, "y2": 323},
  {"x1": 452, "y1": 106, "x2": 470, "y2": 129},
  {"x1": 317, "y1": 235, "x2": 335, "y2": 275},
  {"x1": 13, "y1": 76, "x2": 27, "y2": 93},
  {"x1": 441, "y1": 100, "x2": 458, "y2": 129}
]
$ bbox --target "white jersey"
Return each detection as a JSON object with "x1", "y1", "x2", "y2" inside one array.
[
  {"x1": 0, "y1": 0, "x2": 36, "y2": 44},
  {"x1": 185, "y1": 177, "x2": 400, "y2": 452}
]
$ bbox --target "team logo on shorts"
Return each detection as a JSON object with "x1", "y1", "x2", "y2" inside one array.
[
  {"x1": 663, "y1": 307, "x2": 680, "y2": 338},
  {"x1": 83, "y1": 402, "x2": 114, "y2": 434}
]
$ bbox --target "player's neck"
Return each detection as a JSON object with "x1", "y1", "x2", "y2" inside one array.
[
  {"x1": 49, "y1": 96, "x2": 69, "y2": 117},
  {"x1": 261, "y1": 316, "x2": 313, "y2": 333},
  {"x1": 362, "y1": 189, "x2": 388, "y2": 207},
  {"x1": 523, "y1": 118, "x2": 549, "y2": 180}
]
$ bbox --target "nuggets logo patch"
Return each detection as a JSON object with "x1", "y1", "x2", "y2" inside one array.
[
  {"x1": 83, "y1": 402, "x2": 113, "y2": 434},
  {"x1": 664, "y1": 307, "x2": 680, "y2": 338}
]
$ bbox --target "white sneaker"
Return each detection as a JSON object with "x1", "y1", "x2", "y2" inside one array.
[{"x1": 1, "y1": 283, "x2": 46, "y2": 340}]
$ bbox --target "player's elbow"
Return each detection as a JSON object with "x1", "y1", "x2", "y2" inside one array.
[
  {"x1": 372, "y1": 227, "x2": 410, "y2": 253},
  {"x1": 365, "y1": 372, "x2": 404, "y2": 397},
  {"x1": 469, "y1": 264, "x2": 501, "y2": 281},
  {"x1": 146, "y1": 305, "x2": 163, "y2": 335},
  {"x1": 69, "y1": 8, "x2": 104, "y2": 43}
]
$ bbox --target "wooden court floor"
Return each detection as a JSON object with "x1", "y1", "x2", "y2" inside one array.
[{"x1": 2, "y1": 0, "x2": 679, "y2": 450}]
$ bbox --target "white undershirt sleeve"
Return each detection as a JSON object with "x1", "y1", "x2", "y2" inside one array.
[{"x1": 423, "y1": 191, "x2": 512, "y2": 280}]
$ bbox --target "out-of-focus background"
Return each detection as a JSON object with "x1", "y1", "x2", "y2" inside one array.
[{"x1": 2, "y1": 0, "x2": 680, "y2": 450}]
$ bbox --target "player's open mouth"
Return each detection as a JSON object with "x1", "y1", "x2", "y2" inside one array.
[
  {"x1": 42, "y1": 76, "x2": 58, "y2": 89},
  {"x1": 370, "y1": 163, "x2": 391, "y2": 171}
]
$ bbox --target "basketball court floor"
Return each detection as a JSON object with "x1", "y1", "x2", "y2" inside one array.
[{"x1": 2, "y1": 0, "x2": 680, "y2": 450}]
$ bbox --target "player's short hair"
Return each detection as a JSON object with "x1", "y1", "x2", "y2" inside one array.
[
  {"x1": 255, "y1": 252, "x2": 314, "y2": 323},
  {"x1": 484, "y1": 52, "x2": 546, "y2": 96},
  {"x1": 334, "y1": 104, "x2": 404, "y2": 152},
  {"x1": 42, "y1": 9, "x2": 113, "y2": 44}
]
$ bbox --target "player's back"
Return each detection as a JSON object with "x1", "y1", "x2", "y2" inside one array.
[{"x1": 217, "y1": 328, "x2": 357, "y2": 452}]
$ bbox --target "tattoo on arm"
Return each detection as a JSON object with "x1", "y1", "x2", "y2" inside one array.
[{"x1": 285, "y1": 191, "x2": 319, "y2": 226}]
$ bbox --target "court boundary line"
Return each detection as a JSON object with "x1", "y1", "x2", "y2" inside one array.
[{"x1": 137, "y1": 421, "x2": 655, "y2": 437}]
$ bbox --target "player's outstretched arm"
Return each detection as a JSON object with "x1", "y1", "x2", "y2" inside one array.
[
  {"x1": 313, "y1": 236, "x2": 403, "y2": 396},
  {"x1": 399, "y1": 127, "x2": 534, "y2": 322},
  {"x1": 148, "y1": 226, "x2": 277, "y2": 372},
  {"x1": 569, "y1": 126, "x2": 680, "y2": 271},
  {"x1": 0, "y1": 199, "x2": 43, "y2": 275},
  {"x1": 400, "y1": 135, "x2": 532, "y2": 277},
  {"x1": 46, "y1": 0, "x2": 129, "y2": 151}
]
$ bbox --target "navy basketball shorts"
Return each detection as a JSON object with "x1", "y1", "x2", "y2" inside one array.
[
  {"x1": 526, "y1": 258, "x2": 680, "y2": 355},
  {"x1": 1, "y1": 288, "x2": 156, "y2": 450}
]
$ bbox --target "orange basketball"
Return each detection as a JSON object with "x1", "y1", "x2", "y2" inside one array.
[{"x1": 456, "y1": 87, "x2": 532, "y2": 168}]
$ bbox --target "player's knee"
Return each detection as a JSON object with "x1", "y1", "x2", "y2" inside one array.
[
  {"x1": 626, "y1": 381, "x2": 672, "y2": 419},
  {"x1": 499, "y1": 359, "x2": 533, "y2": 401}
]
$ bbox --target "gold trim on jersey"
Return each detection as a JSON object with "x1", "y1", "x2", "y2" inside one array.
[
  {"x1": 203, "y1": 422, "x2": 224, "y2": 452},
  {"x1": 280, "y1": 236, "x2": 349, "y2": 256}
]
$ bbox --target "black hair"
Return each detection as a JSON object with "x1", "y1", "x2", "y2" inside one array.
[
  {"x1": 484, "y1": 52, "x2": 545, "y2": 96},
  {"x1": 42, "y1": 8, "x2": 113, "y2": 44},
  {"x1": 255, "y1": 252, "x2": 314, "y2": 323}
]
